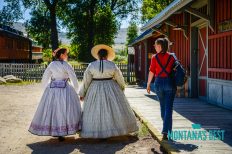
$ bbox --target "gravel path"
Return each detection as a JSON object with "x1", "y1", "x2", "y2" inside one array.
[{"x1": 0, "y1": 83, "x2": 165, "y2": 154}]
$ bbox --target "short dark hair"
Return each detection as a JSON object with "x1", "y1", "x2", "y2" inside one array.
[
  {"x1": 55, "y1": 48, "x2": 67, "y2": 59},
  {"x1": 155, "y1": 37, "x2": 170, "y2": 53},
  {"x1": 98, "y1": 49, "x2": 108, "y2": 59}
]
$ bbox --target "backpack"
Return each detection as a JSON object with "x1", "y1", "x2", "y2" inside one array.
[{"x1": 155, "y1": 53, "x2": 186, "y2": 87}]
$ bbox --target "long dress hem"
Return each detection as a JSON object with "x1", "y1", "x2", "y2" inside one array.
[
  {"x1": 28, "y1": 61, "x2": 82, "y2": 137},
  {"x1": 79, "y1": 61, "x2": 138, "y2": 139},
  {"x1": 28, "y1": 122, "x2": 80, "y2": 136},
  {"x1": 81, "y1": 122, "x2": 138, "y2": 138}
]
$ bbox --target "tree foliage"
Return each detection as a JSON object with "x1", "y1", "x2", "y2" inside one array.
[
  {"x1": 61, "y1": 0, "x2": 139, "y2": 62},
  {"x1": 26, "y1": 7, "x2": 51, "y2": 49},
  {"x1": 94, "y1": 6, "x2": 118, "y2": 45},
  {"x1": 141, "y1": 0, "x2": 174, "y2": 23},
  {"x1": 2, "y1": 0, "x2": 139, "y2": 62},
  {"x1": 0, "y1": 0, "x2": 23, "y2": 25},
  {"x1": 126, "y1": 22, "x2": 138, "y2": 45}
]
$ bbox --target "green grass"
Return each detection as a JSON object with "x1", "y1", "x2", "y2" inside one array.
[
  {"x1": 137, "y1": 122, "x2": 150, "y2": 137},
  {"x1": 0, "y1": 81, "x2": 38, "y2": 86}
]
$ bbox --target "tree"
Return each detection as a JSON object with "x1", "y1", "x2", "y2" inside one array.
[
  {"x1": 26, "y1": 7, "x2": 51, "y2": 49},
  {"x1": 2, "y1": 0, "x2": 139, "y2": 62},
  {"x1": 22, "y1": 0, "x2": 59, "y2": 51},
  {"x1": 2, "y1": 0, "x2": 60, "y2": 50},
  {"x1": 126, "y1": 22, "x2": 138, "y2": 46},
  {"x1": 61, "y1": 0, "x2": 139, "y2": 62},
  {"x1": 94, "y1": 6, "x2": 118, "y2": 46},
  {"x1": 141, "y1": 0, "x2": 174, "y2": 22},
  {"x1": 0, "y1": 0, "x2": 22, "y2": 25}
]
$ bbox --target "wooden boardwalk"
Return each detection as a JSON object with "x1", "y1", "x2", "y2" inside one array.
[{"x1": 125, "y1": 86, "x2": 232, "y2": 154}]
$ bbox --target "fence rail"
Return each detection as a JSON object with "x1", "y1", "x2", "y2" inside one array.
[{"x1": 0, "y1": 62, "x2": 136, "y2": 83}]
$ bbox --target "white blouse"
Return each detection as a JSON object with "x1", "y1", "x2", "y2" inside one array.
[
  {"x1": 79, "y1": 60, "x2": 126, "y2": 97},
  {"x1": 41, "y1": 61, "x2": 79, "y2": 92}
]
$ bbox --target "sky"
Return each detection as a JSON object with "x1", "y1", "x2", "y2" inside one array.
[{"x1": 0, "y1": 0, "x2": 137, "y2": 30}]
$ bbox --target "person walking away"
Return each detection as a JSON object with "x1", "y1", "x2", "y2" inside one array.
[
  {"x1": 146, "y1": 38, "x2": 177, "y2": 140},
  {"x1": 28, "y1": 48, "x2": 82, "y2": 142},
  {"x1": 79, "y1": 44, "x2": 138, "y2": 139}
]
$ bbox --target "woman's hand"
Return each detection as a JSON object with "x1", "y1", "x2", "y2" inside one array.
[
  {"x1": 147, "y1": 71, "x2": 154, "y2": 94},
  {"x1": 80, "y1": 96, "x2": 84, "y2": 101},
  {"x1": 147, "y1": 83, "x2": 151, "y2": 94}
]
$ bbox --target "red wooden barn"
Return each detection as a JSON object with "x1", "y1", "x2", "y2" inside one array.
[
  {"x1": 0, "y1": 24, "x2": 43, "y2": 63},
  {"x1": 130, "y1": 0, "x2": 232, "y2": 110}
]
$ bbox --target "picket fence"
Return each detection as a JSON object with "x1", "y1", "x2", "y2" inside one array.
[{"x1": 0, "y1": 62, "x2": 136, "y2": 83}]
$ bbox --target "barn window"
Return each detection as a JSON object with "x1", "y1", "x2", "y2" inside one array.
[{"x1": 138, "y1": 45, "x2": 142, "y2": 71}]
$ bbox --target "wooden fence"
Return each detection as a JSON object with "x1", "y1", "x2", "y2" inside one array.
[{"x1": 0, "y1": 63, "x2": 136, "y2": 83}]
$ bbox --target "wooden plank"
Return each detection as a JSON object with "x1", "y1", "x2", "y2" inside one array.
[
  {"x1": 185, "y1": 7, "x2": 210, "y2": 21},
  {"x1": 125, "y1": 86, "x2": 232, "y2": 153},
  {"x1": 219, "y1": 37, "x2": 223, "y2": 79},
  {"x1": 223, "y1": 0, "x2": 227, "y2": 21},
  {"x1": 208, "y1": 40, "x2": 211, "y2": 78},
  {"x1": 208, "y1": 68, "x2": 232, "y2": 73},
  {"x1": 216, "y1": 38, "x2": 219, "y2": 78},
  {"x1": 151, "y1": 27, "x2": 168, "y2": 37},
  {"x1": 213, "y1": 38, "x2": 216, "y2": 78},
  {"x1": 231, "y1": 35, "x2": 232, "y2": 80},
  {"x1": 227, "y1": 0, "x2": 230, "y2": 20},
  {"x1": 223, "y1": 37, "x2": 227, "y2": 80}
]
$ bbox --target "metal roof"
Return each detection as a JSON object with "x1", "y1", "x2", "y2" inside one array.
[
  {"x1": 128, "y1": 29, "x2": 153, "y2": 46},
  {"x1": 141, "y1": 0, "x2": 193, "y2": 31}
]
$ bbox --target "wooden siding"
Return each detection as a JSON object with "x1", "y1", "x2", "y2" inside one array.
[
  {"x1": 0, "y1": 32, "x2": 31, "y2": 61},
  {"x1": 134, "y1": 42, "x2": 146, "y2": 82},
  {"x1": 32, "y1": 46, "x2": 43, "y2": 53},
  {"x1": 208, "y1": 0, "x2": 232, "y2": 80},
  {"x1": 169, "y1": 13, "x2": 191, "y2": 74}
]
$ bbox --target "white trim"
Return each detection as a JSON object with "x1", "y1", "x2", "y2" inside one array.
[
  {"x1": 198, "y1": 29, "x2": 207, "y2": 76},
  {"x1": 197, "y1": 24, "x2": 208, "y2": 98},
  {"x1": 208, "y1": 78, "x2": 232, "y2": 85},
  {"x1": 198, "y1": 76, "x2": 207, "y2": 80}
]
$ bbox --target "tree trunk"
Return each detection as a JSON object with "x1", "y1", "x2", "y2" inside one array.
[
  {"x1": 86, "y1": 0, "x2": 96, "y2": 62},
  {"x1": 50, "y1": 6, "x2": 59, "y2": 51}
]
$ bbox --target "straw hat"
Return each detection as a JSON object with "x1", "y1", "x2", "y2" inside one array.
[
  {"x1": 91, "y1": 44, "x2": 115, "y2": 61},
  {"x1": 52, "y1": 48, "x2": 69, "y2": 57}
]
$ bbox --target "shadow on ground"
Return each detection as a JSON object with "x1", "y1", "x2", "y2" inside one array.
[
  {"x1": 163, "y1": 140, "x2": 198, "y2": 152},
  {"x1": 173, "y1": 98, "x2": 232, "y2": 147},
  {"x1": 27, "y1": 135, "x2": 139, "y2": 154}
]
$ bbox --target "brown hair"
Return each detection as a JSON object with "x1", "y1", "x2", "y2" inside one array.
[
  {"x1": 98, "y1": 49, "x2": 108, "y2": 60},
  {"x1": 155, "y1": 37, "x2": 170, "y2": 53},
  {"x1": 54, "y1": 48, "x2": 67, "y2": 60}
]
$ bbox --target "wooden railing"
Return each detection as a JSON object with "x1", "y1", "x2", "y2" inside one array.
[{"x1": 0, "y1": 62, "x2": 136, "y2": 83}]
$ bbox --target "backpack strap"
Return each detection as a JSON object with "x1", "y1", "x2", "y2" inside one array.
[{"x1": 155, "y1": 54, "x2": 172, "y2": 77}]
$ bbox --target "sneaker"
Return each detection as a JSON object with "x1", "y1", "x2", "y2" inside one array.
[{"x1": 162, "y1": 134, "x2": 168, "y2": 140}]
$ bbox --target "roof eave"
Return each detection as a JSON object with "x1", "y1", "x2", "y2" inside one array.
[{"x1": 141, "y1": 0, "x2": 193, "y2": 31}]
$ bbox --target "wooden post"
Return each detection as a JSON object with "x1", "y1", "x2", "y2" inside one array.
[
  {"x1": 190, "y1": 27, "x2": 199, "y2": 98},
  {"x1": 143, "y1": 40, "x2": 148, "y2": 83},
  {"x1": 208, "y1": 0, "x2": 215, "y2": 32},
  {"x1": 127, "y1": 55, "x2": 131, "y2": 83}
]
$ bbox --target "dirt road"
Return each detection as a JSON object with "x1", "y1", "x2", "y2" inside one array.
[{"x1": 0, "y1": 83, "x2": 164, "y2": 154}]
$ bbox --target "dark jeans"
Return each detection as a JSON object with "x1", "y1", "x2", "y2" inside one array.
[{"x1": 154, "y1": 77, "x2": 176, "y2": 134}]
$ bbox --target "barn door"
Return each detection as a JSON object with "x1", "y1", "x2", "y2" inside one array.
[{"x1": 198, "y1": 26, "x2": 208, "y2": 98}]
